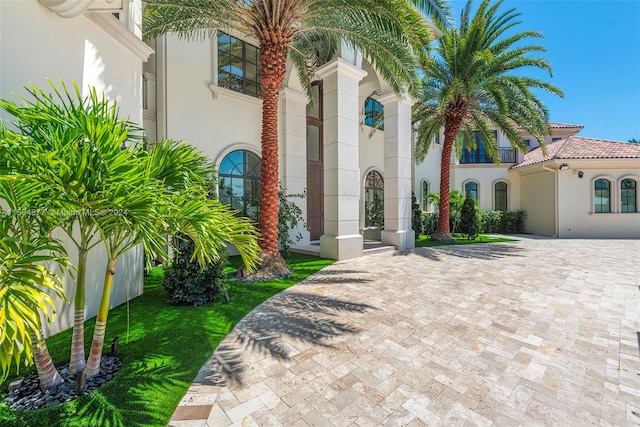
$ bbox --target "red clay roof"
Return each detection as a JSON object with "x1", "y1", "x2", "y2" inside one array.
[
  {"x1": 513, "y1": 136, "x2": 640, "y2": 168},
  {"x1": 517, "y1": 122, "x2": 584, "y2": 132},
  {"x1": 548, "y1": 122, "x2": 584, "y2": 130}
]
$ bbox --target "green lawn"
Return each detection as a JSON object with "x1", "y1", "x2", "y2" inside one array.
[
  {"x1": 0, "y1": 253, "x2": 333, "y2": 427},
  {"x1": 415, "y1": 233, "x2": 518, "y2": 247}
]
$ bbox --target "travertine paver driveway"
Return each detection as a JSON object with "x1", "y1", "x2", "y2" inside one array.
[{"x1": 170, "y1": 236, "x2": 640, "y2": 426}]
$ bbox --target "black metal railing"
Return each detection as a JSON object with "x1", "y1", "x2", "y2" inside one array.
[{"x1": 460, "y1": 147, "x2": 517, "y2": 164}]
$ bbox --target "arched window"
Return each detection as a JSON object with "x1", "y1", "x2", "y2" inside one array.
[
  {"x1": 421, "y1": 180, "x2": 430, "y2": 211},
  {"x1": 464, "y1": 181, "x2": 478, "y2": 202},
  {"x1": 365, "y1": 170, "x2": 384, "y2": 227},
  {"x1": 219, "y1": 149, "x2": 261, "y2": 219},
  {"x1": 594, "y1": 179, "x2": 611, "y2": 213},
  {"x1": 621, "y1": 179, "x2": 637, "y2": 213},
  {"x1": 494, "y1": 182, "x2": 508, "y2": 211}
]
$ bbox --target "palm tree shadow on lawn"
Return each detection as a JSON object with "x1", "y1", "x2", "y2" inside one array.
[{"x1": 196, "y1": 292, "x2": 375, "y2": 387}]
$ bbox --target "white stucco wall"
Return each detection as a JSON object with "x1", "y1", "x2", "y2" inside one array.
[
  {"x1": 1, "y1": 0, "x2": 145, "y2": 337},
  {"x1": 519, "y1": 170, "x2": 556, "y2": 236},
  {"x1": 414, "y1": 142, "x2": 443, "y2": 212},
  {"x1": 556, "y1": 163, "x2": 640, "y2": 238},
  {"x1": 164, "y1": 36, "x2": 263, "y2": 160}
]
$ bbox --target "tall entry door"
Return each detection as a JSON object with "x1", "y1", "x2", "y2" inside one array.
[{"x1": 307, "y1": 82, "x2": 323, "y2": 240}]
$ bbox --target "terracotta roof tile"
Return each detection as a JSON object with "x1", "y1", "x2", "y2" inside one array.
[
  {"x1": 517, "y1": 122, "x2": 584, "y2": 131},
  {"x1": 512, "y1": 136, "x2": 640, "y2": 168},
  {"x1": 548, "y1": 122, "x2": 584, "y2": 130}
]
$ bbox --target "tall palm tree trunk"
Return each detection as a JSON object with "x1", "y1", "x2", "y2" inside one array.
[
  {"x1": 31, "y1": 330, "x2": 63, "y2": 391},
  {"x1": 68, "y1": 247, "x2": 88, "y2": 374},
  {"x1": 258, "y1": 39, "x2": 289, "y2": 256},
  {"x1": 84, "y1": 257, "x2": 116, "y2": 377},
  {"x1": 238, "y1": 36, "x2": 294, "y2": 279},
  {"x1": 432, "y1": 116, "x2": 463, "y2": 241}
]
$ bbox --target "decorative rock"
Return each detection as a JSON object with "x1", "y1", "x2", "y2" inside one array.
[{"x1": 4, "y1": 356, "x2": 123, "y2": 411}]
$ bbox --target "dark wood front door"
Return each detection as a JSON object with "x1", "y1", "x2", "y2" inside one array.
[{"x1": 307, "y1": 82, "x2": 323, "y2": 240}]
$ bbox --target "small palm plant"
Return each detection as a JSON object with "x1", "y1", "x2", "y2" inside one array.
[
  {"x1": 0, "y1": 173, "x2": 69, "y2": 386},
  {"x1": 1, "y1": 82, "x2": 261, "y2": 384},
  {"x1": 413, "y1": 0, "x2": 563, "y2": 240}
]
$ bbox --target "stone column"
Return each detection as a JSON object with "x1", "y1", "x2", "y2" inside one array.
[
  {"x1": 378, "y1": 93, "x2": 415, "y2": 250},
  {"x1": 316, "y1": 58, "x2": 367, "y2": 260},
  {"x1": 279, "y1": 87, "x2": 310, "y2": 246}
]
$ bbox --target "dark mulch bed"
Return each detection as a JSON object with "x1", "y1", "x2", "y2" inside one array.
[{"x1": 4, "y1": 356, "x2": 122, "y2": 411}]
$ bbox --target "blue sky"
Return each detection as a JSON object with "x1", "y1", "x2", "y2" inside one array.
[{"x1": 448, "y1": 0, "x2": 640, "y2": 142}]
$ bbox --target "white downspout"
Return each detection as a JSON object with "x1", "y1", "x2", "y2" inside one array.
[{"x1": 542, "y1": 164, "x2": 559, "y2": 237}]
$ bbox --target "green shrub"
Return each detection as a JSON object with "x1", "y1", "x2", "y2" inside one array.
[
  {"x1": 459, "y1": 198, "x2": 480, "y2": 240},
  {"x1": 478, "y1": 210, "x2": 527, "y2": 233},
  {"x1": 423, "y1": 212, "x2": 438, "y2": 235},
  {"x1": 500, "y1": 210, "x2": 527, "y2": 233},
  {"x1": 479, "y1": 210, "x2": 501, "y2": 233},
  {"x1": 162, "y1": 235, "x2": 228, "y2": 306},
  {"x1": 411, "y1": 192, "x2": 423, "y2": 235}
]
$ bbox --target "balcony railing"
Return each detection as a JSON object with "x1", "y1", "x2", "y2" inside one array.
[{"x1": 460, "y1": 147, "x2": 517, "y2": 164}]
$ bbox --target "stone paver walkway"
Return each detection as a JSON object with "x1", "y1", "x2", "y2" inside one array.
[{"x1": 170, "y1": 237, "x2": 640, "y2": 426}]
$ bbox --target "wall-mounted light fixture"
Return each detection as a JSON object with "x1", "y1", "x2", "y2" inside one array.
[
  {"x1": 559, "y1": 163, "x2": 569, "y2": 170},
  {"x1": 578, "y1": 171, "x2": 584, "y2": 179}
]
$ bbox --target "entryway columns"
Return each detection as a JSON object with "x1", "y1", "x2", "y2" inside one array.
[
  {"x1": 378, "y1": 93, "x2": 415, "y2": 250},
  {"x1": 316, "y1": 58, "x2": 367, "y2": 260},
  {"x1": 280, "y1": 86, "x2": 310, "y2": 246}
]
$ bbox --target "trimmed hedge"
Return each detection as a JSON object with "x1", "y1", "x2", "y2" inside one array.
[
  {"x1": 162, "y1": 235, "x2": 228, "y2": 306},
  {"x1": 418, "y1": 209, "x2": 527, "y2": 235}
]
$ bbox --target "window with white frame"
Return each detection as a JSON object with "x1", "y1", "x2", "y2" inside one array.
[
  {"x1": 621, "y1": 178, "x2": 637, "y2": 213},
  {"x1": 494, "y1": 181, "x2": 508, "y2": 211},
  {"x1": 594, "y1": 178, "x2": 611, "y2": 213},
  {"x1": 217, "y1": 32, "x2": 261, "y2": 98},
  {"x1": 219, "y1": 149, "x2": 262, "y2": 219},
  {"x1": 464, "y1": 181, "x2": 478, "y2": 202},
  {"x1": 365, "y1": 170, "x2": 384, "y2": 227},
  {"x1": 364, "y1": 97, "x2": 384, "y2": 130},
  {"x1": 421, "y1": 180, "x2": 430, "y2": 211}
]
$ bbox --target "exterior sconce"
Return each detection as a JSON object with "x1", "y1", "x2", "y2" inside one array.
[
  {"x1": 559, "y1": 164, "x2": 569, "y2": 170},
  {"x1": 578, "y1": 171, "x2": 584, "y2": 179}
]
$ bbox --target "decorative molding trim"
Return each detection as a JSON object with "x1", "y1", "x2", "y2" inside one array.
[
  {"x1": 85, "y1": 12, "x2": 154, "y2": 61},
  {"x1": 280, "y1": 87, "x2": 308, "y2": 106},
  {"x1": 315, "y1": 58, "x2": 367, "y2": 82},
  {"x1": 207, "y1": 84, "x2": 262, "y2": 107},
  {"x1": 39, "y1": 0, "x2": 123, "y2": 18}
]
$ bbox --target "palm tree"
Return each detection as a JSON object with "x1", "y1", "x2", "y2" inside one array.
[
  {"x1": 0, "y1": 169, "x2": 69, "y2": 386},
  {"x1": 0, "y1": 82, "x2": 143, "y2": 376},
  {"x1": 143, "y1": 0, "x2": 450, "y2": 277},
  {"x1": 2, "y1": 82, "x2": 260, "y2": 381},
  {"x1": 83, "y1": 139, "x2": 260, "y2": 377},
  {"x1": 413, "y1": 0, "x2": 563, "y2": 240}
]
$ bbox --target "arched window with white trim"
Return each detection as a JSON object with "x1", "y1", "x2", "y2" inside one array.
[
  {"x1": 464, "y1": 181, "x2": 478, "y2": 202},
  {"x1": 594, "y1": 178, "x2": 611, "y2": 213},
  {"x1": 494, "y1": 181, "x2": 508, "y2": 211},
  {"x1": 621, "y1": 178, "x2": 637, "y2": 213},
  {"x1": 365, "y1": 170, "x2": 384, "y2": 227},
  {"x1": 421, "y1": 180, "x2": 430, "y2": 211},
  {"x1": 219, "y1": 149, "x2": 261, "y2": 219}
]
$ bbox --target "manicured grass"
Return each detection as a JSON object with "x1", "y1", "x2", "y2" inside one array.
[
  {"x1": 415, "y1": 233, "x2": 518, "y2": 247},
  {"x1": 0, "y1": 253, "x2": 333, "y2": 427}
]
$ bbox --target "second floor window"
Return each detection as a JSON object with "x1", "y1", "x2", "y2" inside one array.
[
  {"x1": 461, "y1": 131, "x2": 498, "y2": 164},
  {"x1": 364, "y1": 97, "x2": 384, "y2": 130},
  {"x1": 217, "y1": 32, "x2": 261, "y2": 98}
]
